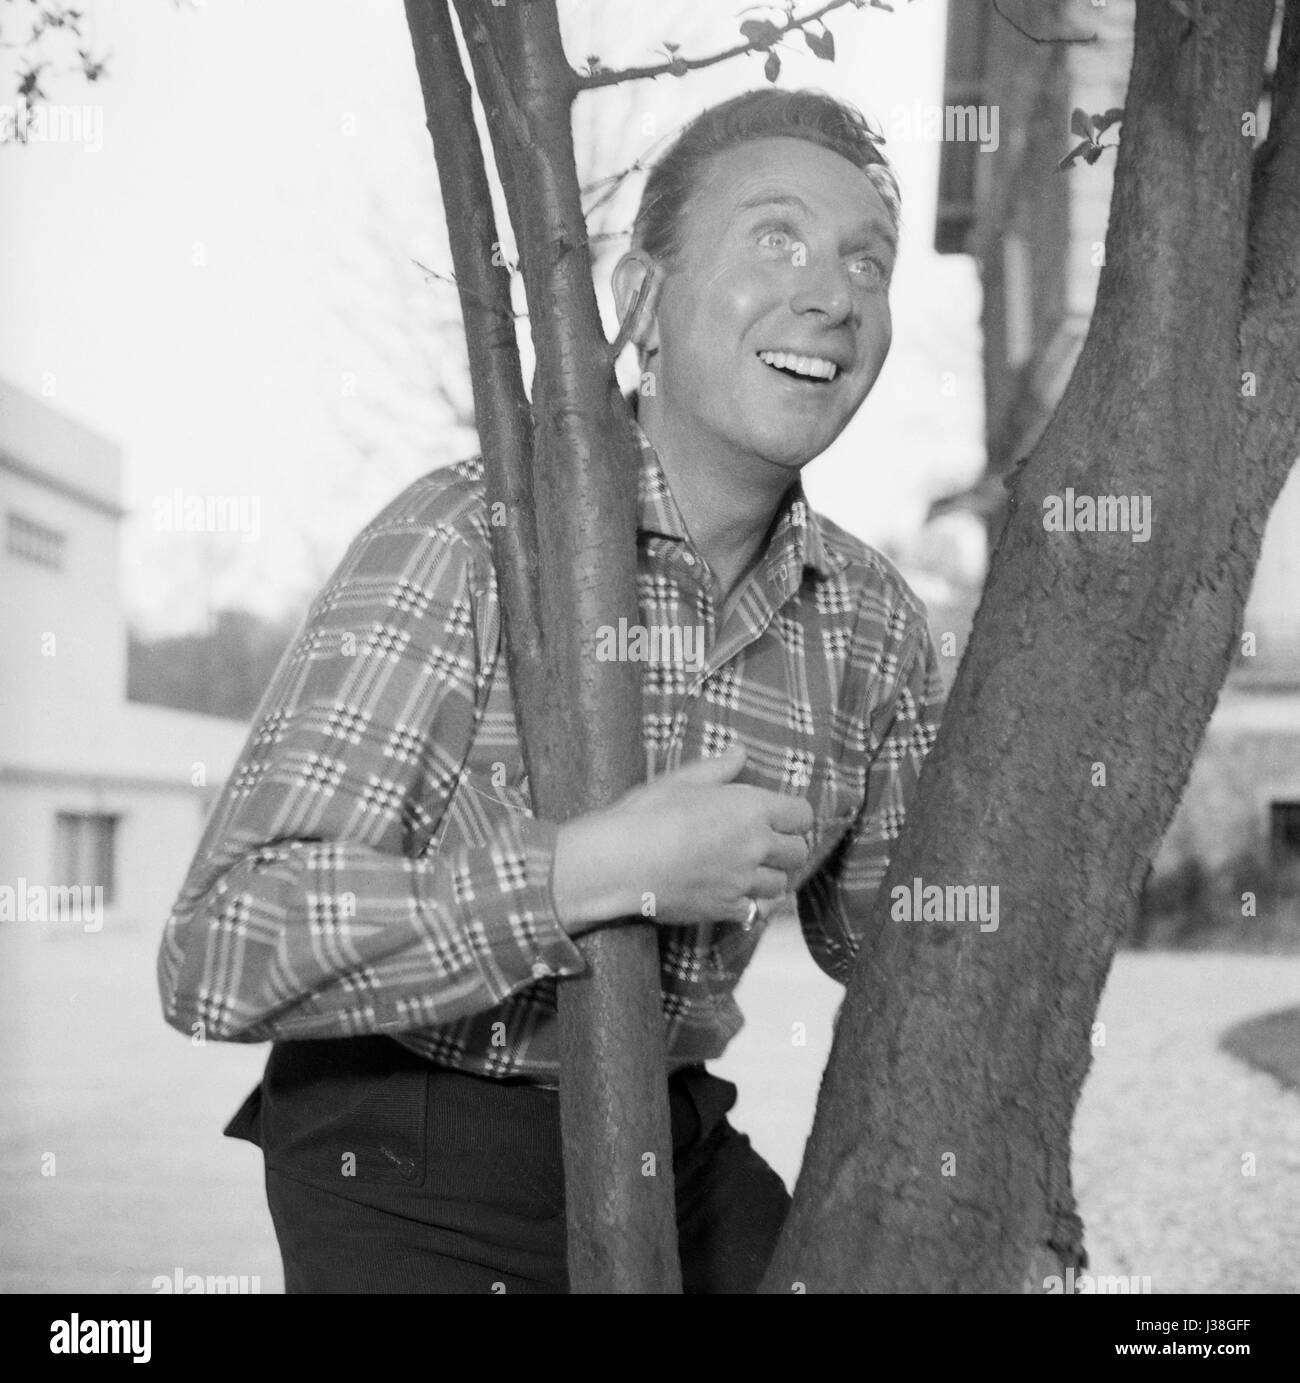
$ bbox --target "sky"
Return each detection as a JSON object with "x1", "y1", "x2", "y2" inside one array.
[{"x1": 0, "y1": 0, "x2": 985, "y2": 635}]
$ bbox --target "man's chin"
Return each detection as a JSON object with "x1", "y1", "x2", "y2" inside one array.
[
  {"x1": 749, "y1": 421, "x2": 843, "y2": 470},
  {"x1": 754, "y1": 444, "x2": 824, "y2": 473}
]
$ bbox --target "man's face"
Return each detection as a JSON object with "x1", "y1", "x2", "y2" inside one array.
[{"x1": 636, "y1": 135, "x2": 896, "y2": 475}]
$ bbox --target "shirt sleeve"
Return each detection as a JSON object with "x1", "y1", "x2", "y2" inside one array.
[
  {"x1": 157, "y1": 488, "x2": 587, "y2": 1042},
  {"x1": 795, "y1": 598, "x2": 945, "y2": 983}
]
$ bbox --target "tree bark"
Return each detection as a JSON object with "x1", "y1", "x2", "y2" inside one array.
[
  {"x1": 762, "y1": 0, "x2": 1298, "y2": 1293},
  {"x1": 405, "y1": 0, "x2": 680, "y2": 1293}
]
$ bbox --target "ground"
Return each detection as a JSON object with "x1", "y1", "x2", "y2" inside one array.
[{"x1": 1, "y1": 912, "x2": 1297, "y2": 1293}]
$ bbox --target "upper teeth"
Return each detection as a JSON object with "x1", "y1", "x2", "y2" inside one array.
[{"x1": 758, "y1": 350, "x2": 838, "y2": 381}]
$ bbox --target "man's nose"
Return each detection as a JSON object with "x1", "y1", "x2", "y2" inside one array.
[{"x1": 788, "y1": 249, "x2": 854, "y2": 324}]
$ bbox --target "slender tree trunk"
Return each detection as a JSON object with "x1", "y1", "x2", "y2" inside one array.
[
  {"x1": 404, "y1": 0, "x2": 680, "y2": 1293},
  {"x1": 761, "y1": 0, "x2": 1300, "y2": 1292}
]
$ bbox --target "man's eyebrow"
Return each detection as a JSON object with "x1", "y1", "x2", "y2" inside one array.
[
  {"x1": 733, "y1": 190, "x2": 811, "y2": 218},
  {"x1": 730, "y1": 190, "x2": 897, "y2": 253}
]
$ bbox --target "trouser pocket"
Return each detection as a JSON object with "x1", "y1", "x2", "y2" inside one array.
[{"x1": 255, "y1": 1036, "x2": 432, "y2": 1188}]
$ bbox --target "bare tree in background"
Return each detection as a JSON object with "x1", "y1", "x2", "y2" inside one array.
[{"x1": 299, "y1": 1, "x2": 704, "y2": 599}]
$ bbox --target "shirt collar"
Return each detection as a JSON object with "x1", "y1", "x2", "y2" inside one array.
[{"x1": 630, "y1": 414, "x2": 847, "y2": 582}]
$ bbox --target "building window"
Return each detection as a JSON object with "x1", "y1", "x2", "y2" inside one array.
[
  {"x1": 1271, "y1": 802, "x2": 1300, "y2": 865},
  {"x1": 54, "y1": 812, "x2": 117, "y2": 905},
  {"x1": 936, "y1": 124, "x2": 980, "y2": 253},
  {"x1": 6, "y1": 510, "x2": 66, "y2": 570}
]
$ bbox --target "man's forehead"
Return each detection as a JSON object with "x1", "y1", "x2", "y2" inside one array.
[{"x1": 697, "y1": 138, "x2": 893, "y2": 238}]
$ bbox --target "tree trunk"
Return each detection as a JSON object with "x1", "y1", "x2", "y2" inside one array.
[
  {"x1": 407, "y1": 0, "x2": 1300, "y2": 1294},
  {"x1": 761, "y1": 0, "x2": 1300, "y2": 1292},
  {"x1": 404, "y1": 0, "x2": 680, "y2": 1293}
]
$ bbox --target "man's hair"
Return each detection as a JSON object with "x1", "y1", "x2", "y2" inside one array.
[{"x1": 631, "y1": 87, "x2": 901, "y2": 267}]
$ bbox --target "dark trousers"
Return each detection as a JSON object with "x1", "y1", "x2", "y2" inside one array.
[{"x1": 225, "y1": 1036, "x2": 790, "y2": 1294}]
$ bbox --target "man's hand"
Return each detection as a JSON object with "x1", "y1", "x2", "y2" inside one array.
[{"x1": 551, "y1": 744, "x2": 813, "y2": 935}]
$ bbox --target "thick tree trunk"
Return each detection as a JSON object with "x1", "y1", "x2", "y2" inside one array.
[
  {"x1": 405, "y1": 0, "x2": 680, "y2": 1293},
  {"x1": 762, "y1": 0, "x2": 1300, "y2": 1293}
]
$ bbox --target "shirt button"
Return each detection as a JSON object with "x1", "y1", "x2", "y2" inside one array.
[
  {"x1": 531, "y1": 960, "x2": 551, "y2": 980},
  {"x1": 682, "y1": 552, "x2": 696, "y2": 566}
]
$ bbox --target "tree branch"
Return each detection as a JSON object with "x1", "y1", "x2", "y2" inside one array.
[
  {"x1": 574, "y1": 0, "x2": 862, "y2": 89},
  {"x1": 990, "y1": 0, "x2": 1098, "y2": 46},
  {"x1": 403, "y1": 0, "x2": 542, "y2": 661},
  {"x1": 1238, "y1": 0, "x2": 1300, "y2": 515},
  {"x1": 410, "y1": 258, "x2": 527, "y2": 322}
]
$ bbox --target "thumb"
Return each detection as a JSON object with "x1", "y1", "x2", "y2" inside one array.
[{"x1": 671, "y1": 744, "x2": 747, "y2": 784}]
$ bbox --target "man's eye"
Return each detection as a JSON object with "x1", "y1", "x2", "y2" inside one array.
[
  {"x1": 849, "y1": 256, "x2": 890, "y2": 286},
  {"x1": 757, "y1": 229, "x2": 793, "y2": 251}
]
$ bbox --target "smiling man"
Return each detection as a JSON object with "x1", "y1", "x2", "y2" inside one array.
[
  {"x1": 612, "y1": 122, "x2": 898, "y2": 622},
  {"x1": 158, "y1": 88, "x2": 943, "y2": 1295}
]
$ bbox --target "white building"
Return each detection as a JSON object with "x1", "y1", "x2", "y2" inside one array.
[{"x1": 0, "y1": 377, "x2": 248, "y2": 931}]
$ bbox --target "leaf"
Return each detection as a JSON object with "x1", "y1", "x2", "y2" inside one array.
[
  {"x1": 17, "y1": 65, "x2": 46, "y2": 103},
  {"x1": 804, "y1": 26, "x2": 835, "y2": 60},
  {"x1": 1095, "y1": 107, "x2": 1124, "y2": 133},
  {"x1": 1057, "y1": 139, "x2": 1091, "y2": 171},
  {"x1": 870, "y1": 0, "x2": 894, "y2": 9},
  {"x1": 740, "y1": 18, "x2": 782, "y2": 48},
  {"x1": 1083, "y1": 144, "x2": 1105, "y2": 165},
  {"x1": 664, "y1": 41, "x2": 680, "y2": 53},
  {"x1": 764, "y1": 48, "x2": 781, "y2": 82},
  {"x1": 1070, "y1": 107, "x2": 1091, "y2": 139}
]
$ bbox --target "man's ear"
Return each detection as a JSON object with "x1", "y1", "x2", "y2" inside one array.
[{"x1": 611, "y1": 250, "x2": 662, "y2": 357}]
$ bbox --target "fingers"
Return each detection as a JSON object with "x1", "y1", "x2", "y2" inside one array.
[
  {"x1": 766, "y1": 791, "x2": 815, "y2": 835},
  {"x1": 751, "y1": 865, "x2": 790, "y2": 900},
  {"x1": 732, "y1": 895, "x2": 760, "y2": 927},
  {"x1": 730, "y1": 873, "x2": 784, "y2": 927},
  {"x1": 763, "y1": 829, "x2": 809, "y2": 875},
  {"x1": 669, "y1": 744, "x2": 747, "y2": 785}
]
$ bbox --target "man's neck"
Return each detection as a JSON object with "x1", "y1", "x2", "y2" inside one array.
[{"x1": 638, "y1": 404, "x2": 793, "y2": 609}]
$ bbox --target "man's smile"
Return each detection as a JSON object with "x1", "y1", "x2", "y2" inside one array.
[{"x1": 756, "y1": 349, "x2": 841, "y2": 382}]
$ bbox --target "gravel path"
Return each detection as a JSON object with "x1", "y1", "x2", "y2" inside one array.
[
  {"x1": 718, "y1": 934, "x2": 1300, "y2": 1294},
  {"x1": 3, "y1": 917, "x2": 1297, "y2": 1292},
  {"x1": 1070, "y1": 954, "x2": 1300, "y2": 1294}
]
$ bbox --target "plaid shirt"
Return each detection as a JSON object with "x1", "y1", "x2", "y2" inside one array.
[{"x1": 158, "y1": 422, "x2": 944, "y2": 1083}]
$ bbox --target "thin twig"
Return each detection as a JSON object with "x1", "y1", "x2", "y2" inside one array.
[
  {"x1": 579, "y1": 127, "x2": 677, "y2": 197},
  {"x1": 583, "y1": 162, "x2": 644, "y2": 218},
  {"x1": 990, "y1": 0, "x2": 1097, "y2": 46},
  {"x1": 579, "y1": 128, "x2": 677, "y2": 217},
  {"x1": 574, "y1": 0, "x2": 860, "y2": 89},
  {"x1": 411, "y1": 258, "x2": 527, "y2": 321}
]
